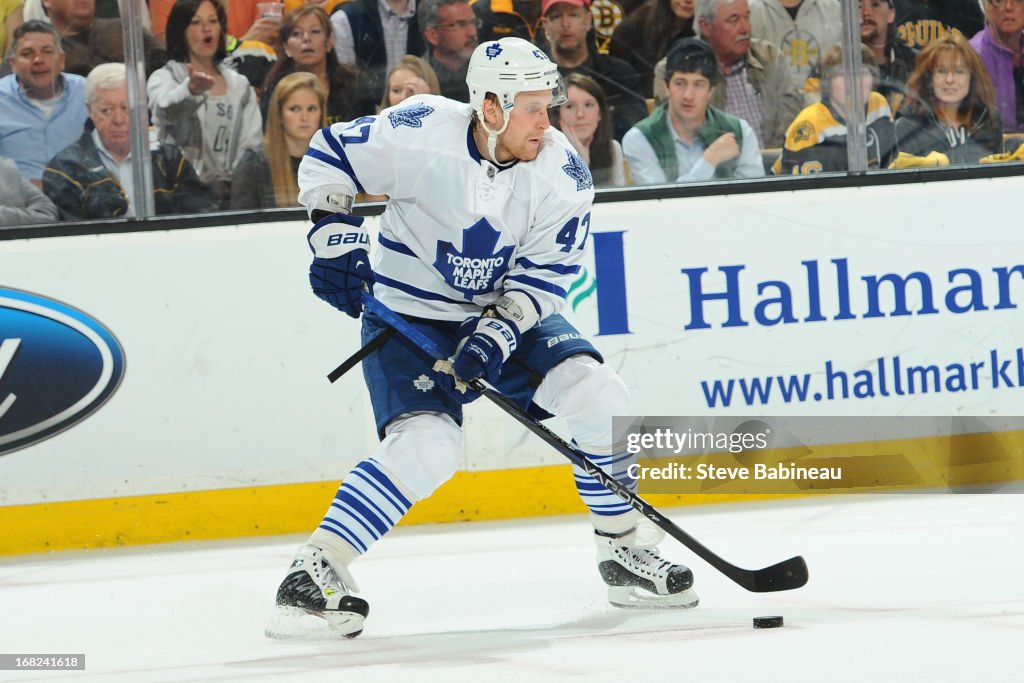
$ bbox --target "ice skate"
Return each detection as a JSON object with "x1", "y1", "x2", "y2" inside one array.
[
  {"x1": 266, "y1": 545, "x2": 369, "y2": 639},
  {"x1": 596, "y1": 529, "x2": 699, "y2": 609}
]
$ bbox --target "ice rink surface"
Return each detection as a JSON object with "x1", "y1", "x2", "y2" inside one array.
[{"x1": 1, "y1": 492, "x2": 1021, "y2": 683}]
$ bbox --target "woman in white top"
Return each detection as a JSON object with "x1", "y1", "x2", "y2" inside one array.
[
  {"x1": 147, "y1": 0, "x2": 262, "y2": 207},
  {"x1": 554, "y1": 72, "x2": 629, "y2": 188}
]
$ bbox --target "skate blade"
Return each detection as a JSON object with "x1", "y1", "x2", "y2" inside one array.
[
  {"x1": 265, "y1": 606, "x2": 365, "y2": 640},
  {"x1": 608, "y1": 586, "x2": 700, "y2": 610}
]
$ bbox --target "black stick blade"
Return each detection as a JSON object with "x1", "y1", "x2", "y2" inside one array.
[{"x1": 749, "y1": 555, "x2": 809, "y2": 592}]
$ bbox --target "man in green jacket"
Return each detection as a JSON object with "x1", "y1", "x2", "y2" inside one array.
[{"x1": 623, "y1": 37, "x2": 765, "y2": 184}]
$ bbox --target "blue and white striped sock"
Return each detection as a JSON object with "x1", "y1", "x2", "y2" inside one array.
[
  {"x1": 573, "y1": 450, "x2": 637, "y2": 517},
  {"x1": 317, "y1": 458, "x2": 413, "y2": 556}
]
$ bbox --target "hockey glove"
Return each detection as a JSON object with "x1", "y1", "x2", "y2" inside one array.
[
  {"x1": 451, "y1": 293, "x2": 538, "y2": 384},
  {"x1": 307, "y1": 213, "x2": 373, "y2": 318}
]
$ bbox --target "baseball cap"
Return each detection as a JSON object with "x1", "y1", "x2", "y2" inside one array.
[
  {"x1": 541, "y1": 0, "x2": 591, "y2": 16},
  {"x1": 664, "y1": 37, "x2": 717, "y2": 81}
]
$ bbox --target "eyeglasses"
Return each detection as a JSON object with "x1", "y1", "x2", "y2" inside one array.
[{"x1": 434, "y1": 18, "x2": 482, "y2": 31}]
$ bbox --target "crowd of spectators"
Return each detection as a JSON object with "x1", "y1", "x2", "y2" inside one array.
[{"x1": 1, "y1": 0, "x2": 1024, "y2": 227}]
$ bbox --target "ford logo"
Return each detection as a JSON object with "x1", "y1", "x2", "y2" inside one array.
[{"x1": 0, "y1": 287, "x2": 125, "y2": 457}]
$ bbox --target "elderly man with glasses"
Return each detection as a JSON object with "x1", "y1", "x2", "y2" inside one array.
[{"x1": 971, "y1": 0, "x2": 1024, "y2": 132}]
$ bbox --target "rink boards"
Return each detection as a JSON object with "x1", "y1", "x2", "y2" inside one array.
[{"x1": 2, "y1": 175, "x2": 1024, "y2": 553}]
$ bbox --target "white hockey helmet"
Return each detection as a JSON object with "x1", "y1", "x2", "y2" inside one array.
[{"x1": 467, "y1": 38, "x2": 567, "y2": 114}]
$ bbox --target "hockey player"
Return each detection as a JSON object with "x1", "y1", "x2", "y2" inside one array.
[{"x1": 272, "y1": 37, "x2": 697, "y2": 639}]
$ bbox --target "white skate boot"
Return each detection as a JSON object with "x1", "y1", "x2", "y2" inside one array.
[
  {"x1": 596, "y1": 529, "x2": 699, "y2": 609},
  {"x1": 267, "y1": 544, "x2": 369, "y2": 639}
]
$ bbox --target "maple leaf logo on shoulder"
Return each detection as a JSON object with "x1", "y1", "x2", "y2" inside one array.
[
  {"x1": 434, "y1": 218, "x2": 515, "y2": 300},
  {"x1": 388, "y1": 103, "x2": 435, "y2": 129},
  {"x1": 562, "y1": 149, "x2": 593, "y2": 191},
  {"x1": 485, "y1": 42, "x2": 503, "y2": 60}
]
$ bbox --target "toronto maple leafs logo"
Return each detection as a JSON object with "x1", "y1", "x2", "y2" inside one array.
[
  {"x1": 532, "y1": 49, "x2": 546, "y2": 60},
  {"x1": 388, "y1": 103, "x2": 434, "y2": 129},
  {"x1": 434, "y1": 218, "x2": 515, "y2": 300},
  {"x1": 413, "y1": 375, "x2": 435, "y2": 392},
  {"x1": 562, "y1": 149, "x2": 593, "y2": 191},
  {"x1": 485, "y1": 42, "x2": 503, "y2": 60}
]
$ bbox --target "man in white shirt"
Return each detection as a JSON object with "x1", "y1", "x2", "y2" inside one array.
[{"x1": 623, "y1": 37, "x2": 764, "y2": 184}]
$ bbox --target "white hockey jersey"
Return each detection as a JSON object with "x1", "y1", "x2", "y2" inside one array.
[{"x1": 298, "y1": 95, "x2": 596, "y2": 323}]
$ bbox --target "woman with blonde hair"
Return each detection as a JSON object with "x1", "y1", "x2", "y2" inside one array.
[
  {"x1": 897, "y1": 33, "x2": 1002, "y2": 164},
  {"x1": 379, "y1": 55, "x2": 440, "y2": 111},
  {"x1": 231, "y1": 71, "x2": 327, "y2": 209}
]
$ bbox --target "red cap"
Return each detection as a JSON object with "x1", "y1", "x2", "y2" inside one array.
[{"x1": 541, "y1": 0, "x2": 591, "y2": 16}]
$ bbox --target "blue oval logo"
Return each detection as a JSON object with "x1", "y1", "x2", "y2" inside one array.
[{"x1": 0, "y1": 287, "x2": 125, "y2": 457}]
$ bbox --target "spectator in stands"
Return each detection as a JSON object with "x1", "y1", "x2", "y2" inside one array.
[
  {"x1": 0, "y1": 21, "x2": 88, "y2": 187},
  {"x1": 623, "y1": 37, "x2": 764, "y2": 182},
  {"x1": 43, "y1": 63, "x2": 215, "y2": 218},
  {"x1": 749, "y1": 0, "x2": 840, "y2": 93},
  {"x1": 418, "y1": 0, "x2": 476, "y2": 101},
  {"x1": 611, "y1": 0, "x2": 696, "y2": 98},
  {"x1": 231, "y1": 71, "x2": 326, "y2": 209},
  {"x1": 891, "y1": 0, "x2": 984, "y2": 51},
  {"x1": 379, "y1": 54, "x2": 439, "y2": 109},
  {"x1": 473, "y1": 0, "x2": 541, "y2": 44},
  {"x1": 263, "y1": 6, "x2": 378, "y2": 126},
  {"x1": 693, "y1": 0, "x2": 802, "y2": 147},
  {"x1": 590, "y1": 0, "x2": 647, "y2": 56},
  {"x1": 24, "y1": 0, "x2": 151, "y2": 30},
  {"x1": 970, "y1": 0, "x2": 1024, "y2": 133},
  {"x1": 542, "y1": 0, "x2": 647, "y2": 139},
  {"x1": 896, "y1": 33, "x2": 1001, "y2": 164},
  {"x1": 331, "y1": 0, "x2": 424, "y2": 100},
  {"x1": 219, "y1": 0, "x2": 283, "y2": 91},
  {"x1": 40, "y1": 0, "x2": 166, "y2": 76},
  {"x1": 229, "y1": 0, "x2": 345, "y2": 40},
  {"x1": 554, "y1": 72, "x2": 629, "y2": 185},
  {"x1": 860, "y1": 0, "x2": 917, "y2": 113},
  {"x1": 779, "y1": 42, "x2": 897, "y2": 173},
  {"x1": 148, "y1": 0, "x2": 263, "y2": 208},
  {"x1": 1, "y1": 0, "x2": 24, "y2": 58},
  {"x1": 0, "y1": 156, "x2": 59, "y2": 224}
]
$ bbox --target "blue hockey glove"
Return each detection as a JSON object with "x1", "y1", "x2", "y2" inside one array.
[
  {"x1": 452, "y1": 313, "x2": 522, "y2": 385},
  {"x1": 450, "y1": 293, "x2": 539, "y2": 384},
  {"x1": 307, "y1": 213, "x2": 373, "y2": 318}
]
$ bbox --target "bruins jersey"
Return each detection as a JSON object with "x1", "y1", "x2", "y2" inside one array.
[
  {"x1": 779, "y1": 92, "x2": 897, "y2": 174},
  {"x1": 892, "y1": 0, "x2": 984, "y2": 50}
]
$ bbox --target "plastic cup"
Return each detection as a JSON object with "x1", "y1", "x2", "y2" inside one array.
[{"x1": 257, "y1": 1, "x2": 284, "y2": 19}]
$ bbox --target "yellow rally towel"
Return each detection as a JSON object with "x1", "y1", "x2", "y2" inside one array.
[
  {"x1": 887, "y1": 151, "x2": 950, "y2": 169},
  {"x1": 980, "y1": 143, "x2": 1024, "y2": 164}
]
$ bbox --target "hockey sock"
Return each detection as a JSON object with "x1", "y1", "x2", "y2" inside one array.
[
  {"x1": 572, "y1": 449, "x2": 637, "y2": 518},
  {"x1": 316, "y1": 458, "x2": 414, "y2": 557}
]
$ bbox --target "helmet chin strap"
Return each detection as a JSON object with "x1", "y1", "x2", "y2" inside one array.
[{"x1": 475, "y1": 106, "x2": 512, "y2": 163}]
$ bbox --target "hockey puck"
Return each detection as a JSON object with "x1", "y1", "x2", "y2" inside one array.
[{"x1": 753, "y1": 616, "x2": 784, "y2": 629}]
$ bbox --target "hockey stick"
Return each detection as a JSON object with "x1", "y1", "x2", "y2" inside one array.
[
  {"x1": 361, "y1": 293, "x2": 809, "y2": 593},
  {"x1": 327, "y1": 328, "x2": 395, "y2": 383}
]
